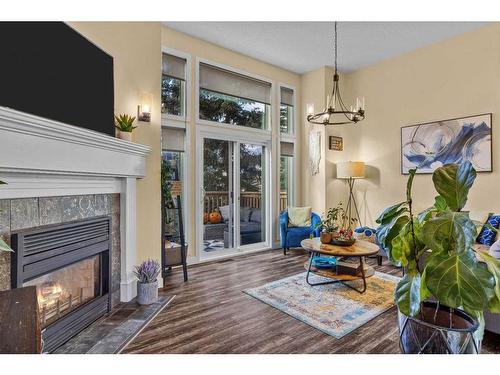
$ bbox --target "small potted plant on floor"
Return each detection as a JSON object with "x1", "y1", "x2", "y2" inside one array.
[
  {"x1": 114, "y1": 114, "x2": 137, "y2": 141},
  {"x1": 376, "y1": 161, "x2": 500, "y2": 353},
  {"x1": 134, "y1": 259, "x2": 161, "y2": 305}
]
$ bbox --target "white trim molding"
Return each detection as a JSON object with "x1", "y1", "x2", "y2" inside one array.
[
  {"x1": 0, "y1": 106, "x2": 150, "y2": 178},
  {"x1": 0, "y1": 106, "x2": 152, "y2": 303}
]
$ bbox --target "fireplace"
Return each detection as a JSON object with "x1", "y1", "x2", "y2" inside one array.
[{"x1": 11, "y1": 216, "x2": 111, "y2": 352}]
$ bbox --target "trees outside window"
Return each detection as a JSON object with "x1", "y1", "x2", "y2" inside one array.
[{"x1": 199, "y1": 89, "x2": 269, "y2": 130}]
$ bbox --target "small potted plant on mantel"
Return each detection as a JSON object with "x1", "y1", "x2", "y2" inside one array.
[
  {"x1": 376, "y1": 161, "x2": 500, "y2": 353},
  {"x1": 318, "y1": 202, "x2": 357, "y2": 246},
  {"x1": 0, "y1": 180, "x2": 13, "y2": 253},
  {"x1": 134, "y1": 259, "x2": 161, "y2": 305},
  {"x1": 114, "y1": 114, "x2": 137, "y2": 142}
]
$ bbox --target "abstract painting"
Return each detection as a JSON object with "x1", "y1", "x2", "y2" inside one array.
[
  {"x1": 401, "y1": 114, "x2": 492, "y2": 174},
  {"x1": 309, "y1": 130, "x2": 321, "y2": 175}
]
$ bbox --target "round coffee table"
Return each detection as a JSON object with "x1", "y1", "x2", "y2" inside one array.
[{"x1": 300, "y1": 238, "x2": 379, "y2": 293}]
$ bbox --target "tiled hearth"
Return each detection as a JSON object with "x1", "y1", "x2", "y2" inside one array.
[{"x1": 0, "y1": 194, "x2": 121, "y2": 305}]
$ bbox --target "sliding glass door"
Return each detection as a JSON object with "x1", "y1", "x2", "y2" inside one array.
[
  {"x1": 200, "y1": 136, "x2": 268, "y2": 258},
  {"x1": 239, "y1": 143, "x2": 266, "y2": 247}
]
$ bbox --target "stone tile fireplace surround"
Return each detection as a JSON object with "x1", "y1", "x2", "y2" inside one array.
[
  {"x1": 0, "y1": 105, "x2": 152, "y2": 304},
  {"x1": 0, "y1": 194, "x2": 121, "y2": 305}
]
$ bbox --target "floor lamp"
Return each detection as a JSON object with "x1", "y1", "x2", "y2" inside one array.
[{"x1": 337, "y1": 161, "x2": 365, "y2": 228}]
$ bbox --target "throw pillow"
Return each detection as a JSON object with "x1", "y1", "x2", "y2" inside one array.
[
  {"x1": 477, "y1": 214, "x2": 500, "y2": 246},
  {"x1": 219, "y1": 205, "x2": 230, "y2": 222},
  {"x1": 489, "y1": 238, "x2": 500, "y2": 259},
  {"x1": 288, "y1": 206, "x2": 311, "y2": 227},
  {"x1": 240, "y1": 207, "x2": 252, "y2": 222}
]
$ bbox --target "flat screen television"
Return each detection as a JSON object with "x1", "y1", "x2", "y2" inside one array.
[{"x1": 0, "y1": 22, "x2": 115, "y2": 136}]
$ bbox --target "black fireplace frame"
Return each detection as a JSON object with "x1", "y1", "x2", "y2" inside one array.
[{"x1": 11, "y1": 216, "x2": 112, "y2": 353}]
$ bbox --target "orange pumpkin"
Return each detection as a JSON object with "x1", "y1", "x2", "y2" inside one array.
[
  {"x1": 209, "y1": 211, "x2": 222, "y2": 224},
  {"x1": 203, "y1": 213, "x2": 209, "y2": 224}
]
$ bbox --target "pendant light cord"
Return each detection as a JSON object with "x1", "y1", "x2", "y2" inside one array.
[{"x1": 334, "y1": 21, "x2": 338, "y2": 75}]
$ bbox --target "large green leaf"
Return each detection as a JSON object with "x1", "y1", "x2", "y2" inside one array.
[
  {"x1": 432, "y1": 162, "x2": 476, "y2": 211},
  {"x1": 422, "y1": 211, "x2": 477, "y2": 254},
  {"x1": 476, "y1": 251, "x2": 500, "y2": 313},
  {"x1": 376, "y1": 215, "x2": 410, "y2": 263},
  {"x1": 424, "y1": 250, "x2": 495, "y2": 312},
  {"x1": 391, "y1": 219, "x2": 425, "y2": 266},
  {"x1": 0, "y1": 237, "x2": 12, "y2": 252},
  {"x1": 375, "y1": 202, "x2": 407, "y2": 225},
  {"x1": 434, "y1": 195, "x2": 448, "y2": 211},
  {"x1": 391, "y1": 230, "x2": 413, "y2": 266},
  {"x1": 395, "y1": 268, "x2": 422, "y2": 316}
]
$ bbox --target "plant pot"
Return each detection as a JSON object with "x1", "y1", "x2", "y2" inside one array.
[
  {"x1": 398, "y1": 300, "x2": 480, "y2": 354},
  {"x1": 320, "y1": 232, "x2": 332, "y2": 244},
  {"x1": 136, "y1": 281, "x2": 158, "y2": 305},
  {"x1": 117, "y1": 131, "x2": 132, "y2": 142}
]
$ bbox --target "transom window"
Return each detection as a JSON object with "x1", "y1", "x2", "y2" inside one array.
[
  {"x1": 198, "y1": 63, "x2": 271, "y2": 130},
  {"x1": 280, "y1": 87, "x2": 294, "y2": 134},
  {"x1": 162, "y1": 53, "x2": 186, "y2": 117}
]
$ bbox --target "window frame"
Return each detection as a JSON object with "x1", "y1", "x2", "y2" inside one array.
[
  {"x1": 161, "y1": 47, "x2": 191, "y2": 126},
  {"x1": 196, "y1": 57, "x2": 273, "y2": 135},
  {"x1": 278, "y1": 83, "x2": 296, "y2": 137}
]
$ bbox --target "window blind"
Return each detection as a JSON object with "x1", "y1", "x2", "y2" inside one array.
[
  {"x1": 162, "y1": 127, "x2": 185, "y2": 152},
  {"x1": 280, "y1": 87, "x2": 294, "y2": 107},
  {"x1": 199, "y1": 63, "x2": 271, "y2": 105},
  {"x1": 162, "y1": 53, "x2": 186, "y2": 81},
  {"x1": 280, "y1": 141, "x2": 294, "y2": 157}
]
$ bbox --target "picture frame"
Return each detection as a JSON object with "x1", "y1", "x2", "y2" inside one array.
[
  {"x1": 329, "y1": 136, "x2": 343, "y2": 151},
  {"x1": 400, "y1": 113, "x2": 492, "y2": 174}
]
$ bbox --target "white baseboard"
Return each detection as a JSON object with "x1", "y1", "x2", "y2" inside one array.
[{"x1": 120, "y1": 278, "x2": 137, "y2": 302}]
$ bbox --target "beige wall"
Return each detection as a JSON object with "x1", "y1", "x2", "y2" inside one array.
[
  {"x1": 299, "y1": 67, "x2": 328, "y2": 214},
  {"x1": 321, "y1": 23, "x2": 500, "y2": 226},
  {"x1": 161, "y1": 26, "x2": 302, "y2": 256},
  {"x1": 69, "y1": 22, "x2": 162, "y2": 264}
]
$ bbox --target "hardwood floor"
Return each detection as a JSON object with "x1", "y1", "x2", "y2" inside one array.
[{"x1": 123, "y1": 249, "x2": 500, "y2": 354}]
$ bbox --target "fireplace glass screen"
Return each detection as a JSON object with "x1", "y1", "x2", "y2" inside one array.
[{"x1": 24, "y1": 255, "x2": 101, "y2": 328}]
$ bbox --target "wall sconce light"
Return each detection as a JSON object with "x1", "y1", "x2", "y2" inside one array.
[
  {"x1": 138, "y1": 92, "x2": 153, "y2": 122},
  {"x1": 306, "y1": 103, "x2": 315, "y2": 117}
]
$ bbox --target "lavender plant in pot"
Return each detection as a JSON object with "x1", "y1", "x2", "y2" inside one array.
[
  {"x1": 134, "y1": 259, "x2": 161, "y2": 305},
  {"x1": 376, "y1": 162, "x2": 500, "y2": 353}
]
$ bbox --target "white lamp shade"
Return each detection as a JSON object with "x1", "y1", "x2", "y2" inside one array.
[{"x1": 337, "y1": 161, "x2": 365, "y2": 179}]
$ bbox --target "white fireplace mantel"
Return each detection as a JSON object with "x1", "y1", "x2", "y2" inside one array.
[{"x1": 0, "y1": 106, "x2": 152, "y2": 302}]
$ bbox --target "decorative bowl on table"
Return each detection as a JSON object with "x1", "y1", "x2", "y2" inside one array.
[{"x1": 331, "y1": 238, "x2": 356, "y2": 246}]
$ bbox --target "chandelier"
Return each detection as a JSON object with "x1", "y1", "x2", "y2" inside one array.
[{"x1": 307, "y1": 22, "x2": 365, "y2": 126}]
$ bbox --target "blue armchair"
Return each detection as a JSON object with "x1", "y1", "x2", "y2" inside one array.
[{"x1": 280, "y1": 210, "x2": 321, "y2": 255}]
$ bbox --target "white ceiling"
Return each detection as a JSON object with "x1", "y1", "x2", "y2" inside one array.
[{"x1": 162, "y1": 22, "x2": 489, "y2": 74}]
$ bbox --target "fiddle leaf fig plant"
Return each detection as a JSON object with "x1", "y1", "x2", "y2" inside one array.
[
  {"x1": 376, "y1": 161, "x2": 500, "y2": 336},
  {"x1": 0, "y1": 180, "x2": 13, "y2": 252}
]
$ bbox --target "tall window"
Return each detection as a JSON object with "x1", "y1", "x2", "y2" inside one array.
[
  {"x1": 162, "y1": 53, "x2": 186, "y2": 117},
  {"x1": 162, "y1": 127, "x2": 186, "y2": 241},
  {"x1": 280, "y1": 87, "x2": 294, "y2": 134},
  {"x1": 198, "y1": 63, "x2": 271, "y2": 130},
  {"x1": 280, "y1": 141, "x2": 294, "y2": 211}
]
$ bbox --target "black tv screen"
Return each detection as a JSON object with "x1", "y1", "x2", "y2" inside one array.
[{"x1": 0, "y1": 22, "x2": 115, "y2": 136}]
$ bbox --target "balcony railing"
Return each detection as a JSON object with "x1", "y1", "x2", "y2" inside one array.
[{"x1": 204, "y1": 191, "x2": 288, "y2": 213}]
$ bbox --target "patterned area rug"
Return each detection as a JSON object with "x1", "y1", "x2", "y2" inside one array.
[{"x1": 244, "y1": 272, "x2": 399, "y2": 339}]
